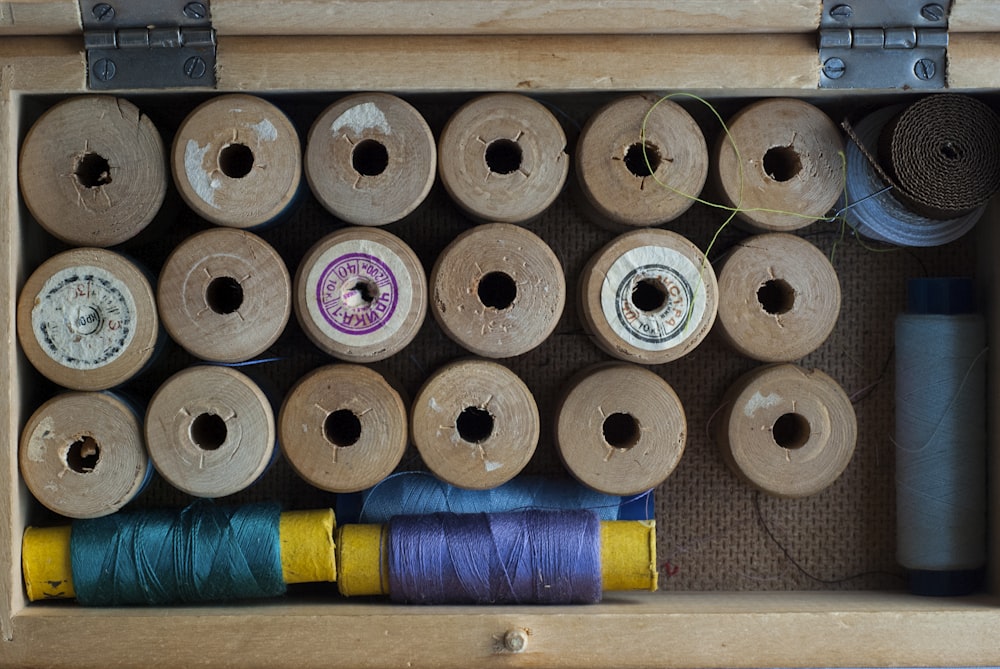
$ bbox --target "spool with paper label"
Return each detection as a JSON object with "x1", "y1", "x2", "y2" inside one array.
[
  {"x1": 579, "y1": 228, "x2": 717, "y2": 364},
  {"x1": 438, "y1": 93, "x2": 568, "y2": 223},
  {"x1": 279, "y1": 364, "x2": 408, "y2": 493},
  {"x1": 556, "y1": 363, "x2": 686, "y2": 496},
  {"x1": 430, "y1": 223, "x2": 565, "y2": 358},
  {"x1": 576, "y1": 94, "x2": 708, "y2": 229},
  {"x1": 16, "y1": 248, "x2": 159, "y2": 391},
  {"x1": 20, "y1": 391, "x2": 151, "y2": 519},
  {"x1": 145, "y1": 366, "x2": 276, "y2": 498},
  {"x1": 716, "y1": 363, "x2": 857, "y2": 498},
  {"x1": 172, "y1": 94, "x2": 301, "y2": 228},
  {"x1": 18, "y1": 95, "x2": 167, "y2": 247},
  {"x1": 713, "y1": 98, "x2": 844, "y2": 232},
  {"x1": 411, "y1": 359, "x2": 539, "y2": 490},
  {"x1": 294, "y1": 227, "x2": 427, "y2": 363},
  {"x1": 716, "y1": 233, "x2": 841, "y2": 362},
  {"x1": 157, "y1": 228, "x2": 291, "y2": 363},
  {"x1": 306, "y1": 93, "x2": 436, "y2": 226}
]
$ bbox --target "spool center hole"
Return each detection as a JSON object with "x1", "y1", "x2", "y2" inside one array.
[
  {"x1": 477, "y1": 271, "x2": 517, "y2": 310},
  {"x1": 624, "y1": 142, "x2": 661, "y2": 177},
  {"x1": 632, "y1": 278, "x2": 668, "y2": 312},
  {"x1": 190, "y1": 413, "x2": 227, "y2": 451},
  {"x1": 602, "y1": 412, "x2": 640, "y2": 449},
  {"x1": 219, "y1": 143, "x2": 254, "y2": 179},
  {"x1": 485, "y1": 139, "x2": 523, "y2": 175},
  {"x1": 74, "y1": 152, "x2": 112, "y2": 189},
  {"x1": 762, "y1": 145, "x2": 802, "y2": 182},
  {"x1": 206, "y1": 276, "x2": 244, "y2": 315},
  {"x1": 757, "y1": 279, "x2": 795, "y2": 315},
  {"x1": 352, "y1": 139, "x2": 389, "y2": 176},
  {"x1": 939, "y1": 141, "x2": 963, "y2": 161},
  {"x1": 342, "y1": 279, "x2": 378, "y2": 308},
  {"x1": 324, "y1": 409, "x2": 362, "y2": 447},
  {"x1": 772, "y1": 413, "x2": 810, "y2": 450},
  {"x1": 66, "y1": 436, "x2": 100, "y2": 473},
  {"x1": 456, "y1": 407, "x2": 494, "y2": 444}
]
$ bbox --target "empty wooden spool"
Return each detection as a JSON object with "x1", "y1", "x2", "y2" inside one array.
[
  {"x1": 713, "y1": 98, "x2": 844, "y2": 232},
  {"x1": 430, "y1": 223, "x2": 565, "y2": 358},
  {"x1": 716, "y1": 233, "x2": 841, "y2": 362},
  {"x1": 438, "y1": 93, "x2": 568, "y2": 223},
  {"x1": 579, "y1": 228, "x2": 718, "y2": 364},
  {"x1": 411, "y1": 359, "x2": 539, "y2": 490},
  {"x1": 20, "y1": 392, "x2": 150, "y2": 519},
  {"x1": 576, "y1": 94, "x2": 708, "y2": 228},
  {"x1": 172, "y1": 94, "x2": 301, "y2": 228},
  {"x1": 16, "y1": 248, "x2": 159, "y2": 391},
  {"x1": 305, "y1": 93, "x2": 436, "y2": 226},
  {"x1": 716, "y1": 363, "x2": 857, "y2": 498},
  {"x1": 145, "y1": 366, "x2": 275, "y2": 498},
  {"x1": 18, "y1": 95, "x2": 167, "y2": 247},
  {"x1": 556, "y1": 363, "x2": 686, "y2": 496},
  {"x1": 157, "y1": 228, "x2": 291, "y2": 363},
  {"x1": 294, "y1": 227, "x2": 427, "y2": 363},
  {"x1": 279, "y1": 364, "x2": 408, "y2": 493}
]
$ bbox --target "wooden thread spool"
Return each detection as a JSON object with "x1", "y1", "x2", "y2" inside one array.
[
  {"x1": 305, "y1": 93, "x2": 436, "y2": 226},
  {"x1": 556, "y1": 363, "x2": 686, "y2": 496},
  {"x1": 295, "y1": 227, "x2": 427, "y2": 363},
  {"x1": 172, "y1": 94, "x2": 301, "y2": 228},
  {"x1": 279, "y1": 364, "x2": 408, "y2": 493},
  {"x1": 716, "y1": 364, "x2": 857, "y2": 498},
  {"x1": 157, "y1": 228, "x2": 291, "y2": 363},
  {"x1": 430, "y1": 223, "x2": 565, "y2": 358},
  {"x1": 20, "y1": 392, "x2": 150, "y2": 519},
  {"x1": 16, "y1": 248, "x2": 159, "y2": 391},
  {"x1": 716, "y1": 233, "x2": 841, "y2": 362},
  {"x1": 713, "y1": 98, "x2": 844, "y2": 232},
  {"x1": 576, "y1": 94, "x2": 708, "y2": 229},
  {"x1": 579, "y1": 229, "x2": 718, "y2": 364},
  {"x1": 438, "y1": 93, "x2": 568, "y2": 223},
  {"x1": 411, "y1": 359, "x2": 539, "y2": 490},
  {"x1": 145, "y1": 366, "x2": 275, "y2": 498},
  {"x1": 18, "y1": 95, "x2": 167, "y2": 247}
]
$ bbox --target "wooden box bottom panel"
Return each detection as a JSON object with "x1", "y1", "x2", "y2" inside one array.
[{"x1": 3, "y1": 83, "x2": 1000, "y2": 667}]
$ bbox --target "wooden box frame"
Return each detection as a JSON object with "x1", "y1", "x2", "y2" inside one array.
[{"x1": 3, "y1": 1, "x2": 1000, "y2": 666}]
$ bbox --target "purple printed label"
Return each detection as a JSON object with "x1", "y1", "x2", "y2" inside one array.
[{"x1": 316, "y1": 253, "x2": 399, "y2": 335}]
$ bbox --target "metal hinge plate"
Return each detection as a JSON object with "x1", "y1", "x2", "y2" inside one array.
[
  {"x1": 80, "y1": 0, "x2": 216, "y2": 90},
  {"x1": 819, "y1": 0, "x2": 951, "y2": 89}
]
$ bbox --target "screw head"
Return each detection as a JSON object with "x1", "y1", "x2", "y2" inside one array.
[
  {"x1": 914, "y1": 58, "x2": 937, "y2": 80},
  {"x1": 183, "y1": 56, "x2": 208, "y2": 79},
  {"x1": 503, "y1": 629, "x2": 528, "y2": 653},
  {"x1": 91, "y1": 3, "x2": 115, "y2": 21},
  {"x1": 92, "y1": 57, "x2": 117, "y2": 82},
  {"x1": 829, "y1": 4, "x2": 853, "y2": 20},
  {"x1": 183, "y1": 2, "x2": 207, "y2": 20},
  {"x1": 823, "y1": 57, "x2": 846, "y2": 79},
  {"x1": 921, "y1": 3, "x2": 945, "y2": 22}
]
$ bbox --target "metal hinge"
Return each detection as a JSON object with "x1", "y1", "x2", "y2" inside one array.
[
  {"x1": 80, "y1": 0, "x2": 216, "y2": 90},
  {"x1": 819, "y1": 0, "x2": 950, "y2": 89}
]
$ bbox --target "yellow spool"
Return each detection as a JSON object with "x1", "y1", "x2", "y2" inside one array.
[
  {"x1": 22, "y1": 509, "x2": 337, "y2": 601},
  {"x1": 336, "y1": 524, "x2": 390, "y2": 597}
]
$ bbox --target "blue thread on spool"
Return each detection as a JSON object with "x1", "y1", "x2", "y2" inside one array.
[
  {"x1": 895, "y1": 277, "x2": 987, "y2": 596},
  {"x1": 70, "y1": 502, "x2": 285, "y2": 605},
  {"x1": 337, "y1": 471, "x2": 654, "y2": 524},
  {"x1": 388, "y1": 510, "x2": 602, "y2": 605}
]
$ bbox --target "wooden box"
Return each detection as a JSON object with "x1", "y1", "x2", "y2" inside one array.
[{"x1": 3, "y1": 1, "x2": 1000, "y2": 666}]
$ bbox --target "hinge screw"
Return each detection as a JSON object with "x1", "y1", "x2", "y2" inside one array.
[
  {"x1": 503, "y1": 629, "x2": 528, "y2": 654},
  {"x1": 184, "y1": 56, "x2": 208, "y2": 79},
  {"x1": 829, "y1": 4, "x2": 853, "y2": 20},
  {"x1": 183, "y1": 2, "x2": 208, "y2": 19},
  {"x1": 914, "y1": 58, "x2": 937, "y2": 80},
  {"x1": 920, "y1": 3, "x2": 945, "y2": 22},
  {"x1": 92, "y1": 57, "x2": 117, "y2": 82},
  {"x1": 91, "y1": 3, "x2": 115, "y2": 21},
  {"x1": 822, "y1": 57, "x2": 846, "y2": 79}
]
